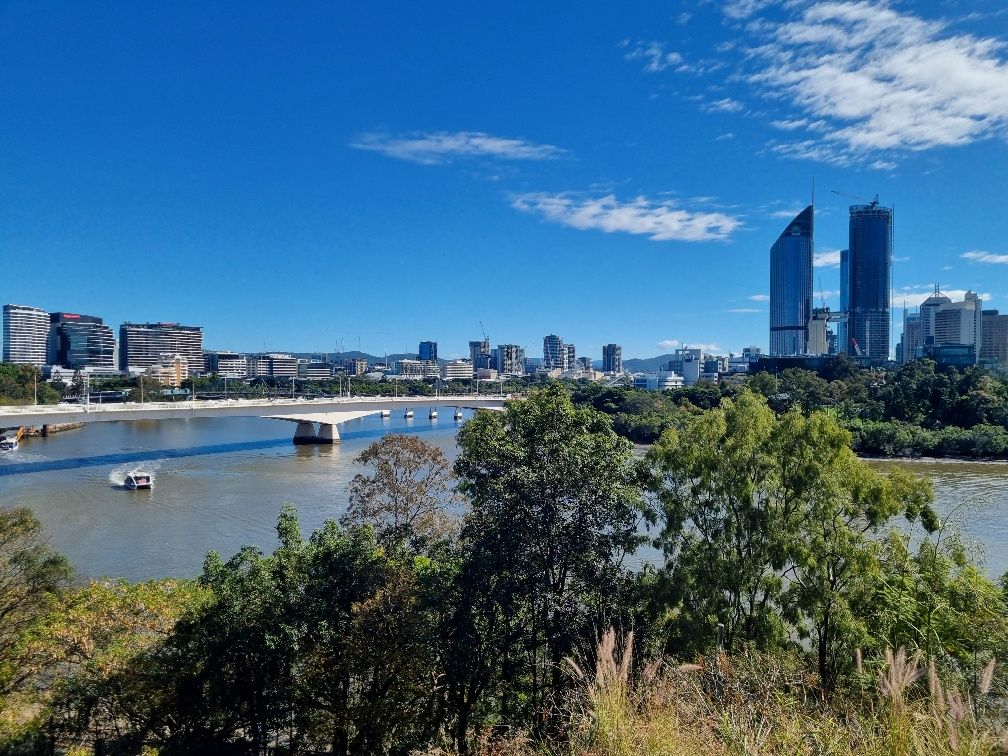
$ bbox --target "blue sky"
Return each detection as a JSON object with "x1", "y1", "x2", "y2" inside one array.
[{"x1": 2, "y1": 0, "x2": 1007, "y2": 360}]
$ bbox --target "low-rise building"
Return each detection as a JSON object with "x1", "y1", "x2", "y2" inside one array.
[
  {"x1": 298, "y1": 360, "x2": 334, "y2": 379},
  {"x1": 442, "y1": 359, "x2": 473, "y2": 381},
  {"x1": 633, "y1": 371, "x2": 685, "y2": 391},
  {"x1": 396, "y1": 359, "x2": 440, "y2": 379},
  {"x1": 249, "y1": 353, "x2": 298, "y2": 378},
  {"x1": 146, "y1": 353, "x2": 188, "y2": 387},
  {"x1": 204, "y1": 351, "x2": 249, "y2": 378},
  {"x1": 344, "y1": 358, "x2": 369, "y2": 376}
]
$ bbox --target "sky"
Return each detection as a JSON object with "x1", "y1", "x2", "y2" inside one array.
[{"x1": 2, "y1": 0, "x2": 1007, "y2": 360}]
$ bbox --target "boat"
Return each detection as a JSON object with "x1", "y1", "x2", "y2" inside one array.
[
  {"x1": 0, "y1": 437, "x2": 18, "y2": 452},
  {"x1": 428, "y1": 409, "x2": 438, "y2": 419},
  {"x1": 380, "y1": 409, "x2": 391, "y2": 418},
  {"x1": 404, "y1": 409, "x2": 414, "y2": 419},
  {"x1": 454, "y1": 410, "x2": 464, "y2": 421},
  {"x1": 123, "y1": 472, "x2": 153, "y2": 490}
]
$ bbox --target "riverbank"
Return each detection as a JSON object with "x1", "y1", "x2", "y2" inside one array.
[{"x1": 24, "y1": 422, "x2": 85, "y2": 437}]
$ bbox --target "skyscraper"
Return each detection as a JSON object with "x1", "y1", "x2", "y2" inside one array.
[
  {"x1": 3, "y1": 304, "x2": 50, "y2": 365},
  {"x1": 848, "y1": 199, "x2": 892, "y2": 360},
  {"x1": 418, "y1": 341, "x2": 438, "y2": 362},
  {"x1": 494, "y1": 344, "x2": 525, "y2": 376},
  {"x1": 119, "y1": 322, "x2": 203, "y2": 372},
  {"x1": 837, "y1": 249, "x2": 850, "y2": 354},
  {"x1": 769, "y1": 205, "x2": 813, "y2": 356},
  {"x1": 602, "y1": 343, "x2": 622, "y2": 373},
  {"x1": 48, "y1": 312, "x2": 115, "y2": 369},
  {"x1": 543, "y1": 334, "x2": 566, "y2": 370}
]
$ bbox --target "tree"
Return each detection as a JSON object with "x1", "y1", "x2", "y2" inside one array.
[
  {"x1": 649, "y1": 389, "x2": 937, "y2": 690},
  {"x1": 341, "y1": 434, "x2": 459, "y2": 552},
  {"x1": 453, "y1": 384, "x2": 648, "y2": 733},
  {"x1": 0, "y1": 508, "x2": 72, "y2": 699}
]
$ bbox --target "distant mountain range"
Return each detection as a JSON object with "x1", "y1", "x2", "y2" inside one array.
[{"x1": 622, "y1": 354, "x2": 674, "y2": 373}]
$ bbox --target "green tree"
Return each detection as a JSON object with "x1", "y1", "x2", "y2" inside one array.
[
  {"x1": 453, "y1": 384, "x2": 648, "y2": 732},
  {"x1": 341, "y1": 434, "x2": 459, "y2": 552}
]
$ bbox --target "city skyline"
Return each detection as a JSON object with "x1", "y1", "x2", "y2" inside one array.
[{"x1": 2, "y1": 2, "x2": 1007, "y2": 359}]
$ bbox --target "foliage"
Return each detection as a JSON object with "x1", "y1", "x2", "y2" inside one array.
[
  {"x1": 0, "y1": 364, "x2": 61, "y2": 406},
  {"x1": 452, "y1": 384, "x2": 649, "y2": 736},
  {"x1": 342, "y1": 434, "x2": 460, "y2": 552},
  {"x1": 649, "y1": 389, "x2": 937, "y2": 689}
]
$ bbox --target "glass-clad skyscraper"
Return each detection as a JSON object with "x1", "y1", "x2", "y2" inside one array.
[
  {"x1": 848, "y1": 200, "x2": 892, "y2": 360},
  {"x1": 48, "y1": 313, "x2": 115, "y2": 369},
  {"x1": 837, "y1": 249, "x2": 850, "y2": 354},
  {"x1": 769, "y1": 205, "x2": 813, "y2": 356}
]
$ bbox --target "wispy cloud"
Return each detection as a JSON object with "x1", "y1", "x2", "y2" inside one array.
[
  {"x1": 748, "y1": 293, "x2": 770, "y2": 301},
  {"x1": 747, "y1": 1, "x2": 1008, "y2": 164},
  {"x1": 350, "y1": 130, "x2": 566, "y2": 164},
  {"x1": 724, "y1": 0, "x2": 778, "y2": 20},
  {"x1": 510, "y1": 193, "x2": 743, "y2": 242},
  {"x1": 813, "y1": 249, "x2": 843, "y2": 268},
  {"x1": 963, "y1": 250, "x2": 1008, "y2": 264},
  {"x1": 725, "y1": 307, "x2": 763, "y2": 313},
  {"x1": 895, "y1": 285, "x2": 990, "y2": 307},
  {"x1": 622, "y1": 40, "x2": 685, "y2": 72},
  {"x1": 658, "y1": 339, "x2": 680, "y2": 350},
  {"x1": 702, "y1": 97, "x2": 744, "y2": 113},
  {"x1": 814, "y1": 289, "x2": 840, "y2": 301}
]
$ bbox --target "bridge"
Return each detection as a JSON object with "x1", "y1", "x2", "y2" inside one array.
[{"x1": 0, "y1": 395, "x2": 509, "y2": 444}]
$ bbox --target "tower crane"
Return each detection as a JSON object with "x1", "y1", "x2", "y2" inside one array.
[
  {"x1": 479, "y1": 321, "x2": 489, "y2": 345},
  {"x1": 831, "y1": 189, "x2": 879, "y2": 205}
]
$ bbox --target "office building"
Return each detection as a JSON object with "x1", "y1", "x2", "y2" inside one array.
[
  {"x1": 469, "y1": 339, "x2": 491, "y2": 373},
  {"x1": 602, "y1": 343, "x2": 622, "y2": 373},
  {"x1": 3, "y1": 304, "x2": 49, "y2": 366},
  {"x1": 119, "y1": 322, "x2": 203, "y2": 373},
  {"x1": 298, "y1": 360, "x2": 334, "y2": 379},
  {"x1": 919, "y1": 287, "x2": 952, "y2": 346},
  {"x1": 344, "y1": 358, "x2": 369, "y2": 376},
  {"x1": 577, "y1": 356, "x2": 592, "y2": 371},
  {"x1": 543, "y1": 334, "x2": 567, "y2": 370},
  {"x1": 837, "y1": 249, "x2": 850, "y2": 354},
  {"x1": 769, "y1": 205, "x2": 813, "y2": 356},
  {"x1": 981, "y1": 310, "x2": 1008, "y2": 366},
  {"x1": 934, "y1": 292, "x2": 982, "y2": 363},
  {"x1": 807, "y1": 307, "x2": 831, "y2": 355},
  {"x1": 566, "y1": 344, "x2": 576, "y2": 369},
  {"x1": 495, "y1": 344, "x2": 525, "y2": 376},
  {"x1": 442, "y1": 359, "x2": 473, "y2": 381},
  {"x1": 847, "y1": 199, "x2": 892, "y2": 360},
  {"x1": 248, "y1": 353, "x2": 298, "y2": 378},
  {"x1": 418, "y1": 341, "x2": 438, "y2": 362},
  {"x1": 633, "y1": 371, "x2": 685, "y2": 391},
  {"x1": 204, "y1": 351, "x2": 249, "y2": 378},
  {"x1": 48, "y1": 312, "x2": 115, "y2": 369},
  {"x1": 396, "y1": 359, "x2": 440, "y2": 379},
  {"x1": 898, "y1": 313, "x2": 922, "y2": 365}
]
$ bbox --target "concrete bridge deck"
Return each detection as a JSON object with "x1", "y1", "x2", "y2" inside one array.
[{"x1": 0, "y1": 395, "x2": 509, "y2": 444}]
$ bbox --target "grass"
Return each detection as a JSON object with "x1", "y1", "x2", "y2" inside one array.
[{"x1": 446, "y1": 629, "x2": 1006, "y2": 756}]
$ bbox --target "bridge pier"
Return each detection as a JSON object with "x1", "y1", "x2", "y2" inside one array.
[{"x1": 292, "y1": 421, "x2": 339, "y2": 445}]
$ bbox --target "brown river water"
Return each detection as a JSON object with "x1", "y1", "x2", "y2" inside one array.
[{"x1": 1, "y1": 418, "x2": 1007, "y2": 581}]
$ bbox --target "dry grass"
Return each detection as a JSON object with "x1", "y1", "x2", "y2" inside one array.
[{"x1": 421, "y1": 632, "x2": 1007, "y2": 756}]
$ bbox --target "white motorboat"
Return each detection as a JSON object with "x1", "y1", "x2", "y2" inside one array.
[
  {"x1": 124, "y1": 472, "x2": 153, "y2": 490},
  {"x1": 0, "y1": 437, "x2": 18, "y2": 452},
  {"x1": 428, "y1": 409, "x2": 438, "y2": 419},
  {"x1": 404, "y1": 409, "x2": 414, "y2": 419},
  {"x1": 380, "y1": 409, "x2": 391, "y2": 418},
  {"x1": 454, "y1": 410, "x2": 464, "y2": 421}
]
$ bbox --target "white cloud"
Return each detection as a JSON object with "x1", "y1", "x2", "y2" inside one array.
[
  {"x1": 724, "y1": 0, "x2": 778, "y2": 20},
  {"x1": 715, "y1": 132, "x2": 736, "y2": 140},
  {"x1": 771, "y1": 208, "x2": 805, "y2": 218},
  {"x1": 725, "y1": 308, "x2": 763, "y2": 313},
  {"x1": 748, "y1": 293, "x2": 771, "y2": 301},
  {"x1": 702, "y1": 97, "x2": 744, "y2": 113},
  {"x1": 770, "y1": 118, "x2": 808, "y2": 131},
  {"x1": 895, "y1": 286, "x2": 991, "y2": 307},
  {"x1": 658, "y1": 339, "x2": 680, "y2": 350},
  {"x1": 813, "y1": 249, "x2": 843, "y2": 267},
  {"x1": 511, "y1": 193, "x2": 743, "y2": 242},
  {"x1": 814, "y1": 289, "x2": 840, "y2": 300},
  {"x1": 350, "y1": 130, "x2": 566, "y2": 164},
  {"x1": 748, "y1": 2, "x2": 1008, "y2": 163},
  {"x1": 624, "y1": 41, "x2": 685, "y2": 72},
  {"x1": 963, "y1": 250, "x2": 1008, "y2": 264}
]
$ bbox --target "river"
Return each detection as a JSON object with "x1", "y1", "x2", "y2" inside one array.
[{"x1": 1, "y1": 418, "x2": 1007, "y2": 580}]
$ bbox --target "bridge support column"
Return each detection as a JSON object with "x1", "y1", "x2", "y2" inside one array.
[
  {"x1": 293, "y1": 421, "x2": 317, "y2": 445},
  {"x1": 316, "y1": 423, "x2": 339, "y2": 444}
]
